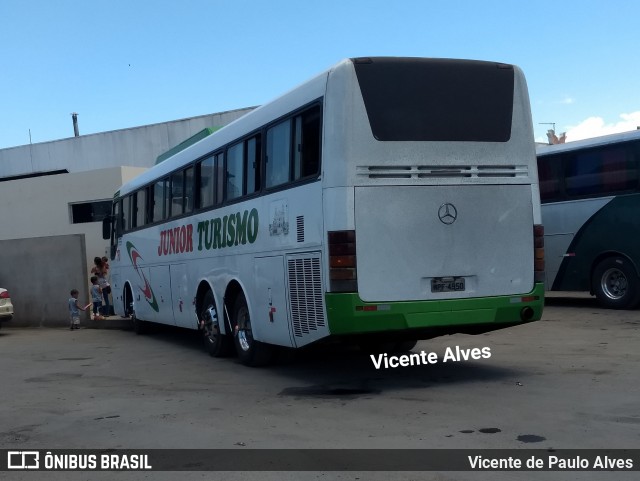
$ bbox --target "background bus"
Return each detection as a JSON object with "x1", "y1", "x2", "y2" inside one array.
[
  {"x1": 537, "y1": 129, "x2": 640, "y2": 309},
  {"x1": 104, "y1": 57, "x2": 544, "y2": 365}
]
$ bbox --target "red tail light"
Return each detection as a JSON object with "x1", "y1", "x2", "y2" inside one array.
[
  {"x1": 0, "y1": 290, "x2": 10, "y2": 299},
  {"x1": 534, "y1": 224, "x2": 545, "y2": 283},
  {"x1": 328, "y1": 230, "x2": 358, "y2": 292}
]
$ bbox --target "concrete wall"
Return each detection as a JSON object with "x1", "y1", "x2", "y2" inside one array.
[
  {"x1": 0, "y1": 235, "x2": 90, "y2": 327},
  {"x1": 0, "y1": 108, "x2": 254, "y2": 178},
  {"x1": 0, "y1": 167, "x2": 147, "y2": 274}
]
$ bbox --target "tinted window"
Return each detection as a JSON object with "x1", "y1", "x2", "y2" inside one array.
[
  {"x1": 538, "y1": 155, "x2": 563, "y2": 202},
  {"x1": 184, "y1": 167, "x2": 194, "y2": 214},
  {"x1": 294, "y1": 106, "x2": 321, "y2": 179},
  {"x1": 266, "y1": 120, "x2": 292, "y2": 188},
  {"x1": 198, "y1": 156, "x2": 215, "y2": 209},
  {"x1": 354, "y1": 57, "x2": 514, "y2": 142},
  {"x1": 246, "y1": 136, "x2": 261, "y2": 195},
  {"x1": 152, "y1": 180, "x2": 167, "y2": 222},
  {"x1": 226, "y1": 142, "x2": 244, "y2": 200},
  {"x1": 134, "y1": 189, "x2": 147, "y2": 227},
  {"x1": 170, "y1": 171, "x2": 184, "y2": 217},
  {"x1": 565, "y1": 146, "x2": 638, "y2": 197}
]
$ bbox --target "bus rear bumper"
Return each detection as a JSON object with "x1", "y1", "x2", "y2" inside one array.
[{"x1": 325, "y1": 283, "x2": 544, "y2": 338}]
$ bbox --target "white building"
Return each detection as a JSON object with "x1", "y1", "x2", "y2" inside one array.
[{"x1": 0, "y1": 108, "x2": 254, "y2": 274}]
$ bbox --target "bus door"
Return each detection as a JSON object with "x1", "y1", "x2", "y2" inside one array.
[{"x1": 170, "y1": 264, "x2": 193, "y2": 328}]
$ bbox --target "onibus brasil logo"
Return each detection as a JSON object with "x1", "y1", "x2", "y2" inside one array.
[{"x1": 126, "y1": 241, "x2": 159, "y2": 312}]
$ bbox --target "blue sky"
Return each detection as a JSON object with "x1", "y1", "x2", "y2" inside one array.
[{"x1": 1, "y1": 0, "x2": 638, "y2": 149}]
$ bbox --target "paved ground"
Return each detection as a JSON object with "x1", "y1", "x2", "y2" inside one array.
[{"x1": 0, "y1": 294, "x2": 638, "y2": 481}]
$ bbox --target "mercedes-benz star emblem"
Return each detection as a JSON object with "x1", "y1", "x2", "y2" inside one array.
[{"x1": 438, "y1": 203, "x2": 458, "y2": 225}]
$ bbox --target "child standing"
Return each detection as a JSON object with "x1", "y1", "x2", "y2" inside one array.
[
  {"x1": 68, "y1": 289, "x2": 88, "y2": 330},
  {"x1": 90, "y1": 276, "x2": 104, "y2": 321}
]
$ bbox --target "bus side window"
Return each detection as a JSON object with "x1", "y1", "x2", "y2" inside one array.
[
  {"x1": 246, "y1": 136, "x2": 261, "y2": 195},
  {"x1": 170, "y1": 171, "x2": 185, "y2": 217},
  {"x1": 197, "y1": 156, "x2": 215, "y2": 209},
  {"x1": 152, "y1": 180, "x2": 166, "y2": 222},
  {"x1": 215, "y1": 153, "x2": 224, "y2": 204},
  {"x1": 135, "y1": 189, "x2": 147, "y2": 227},
  {"x1": 294, "y1": 105, "x2": 321, "y2": 180},
  {"x1": 266, "y1": 119, "x2": 292, "y2": 188},
  {"x1": 226, "y1": 142, "x2": 244, "y2": 200},
  {"x1": 122, "y1": 195, "x2": 132, "y2": 232},
  {"x1": 184, "y1": 167, "x2": 194, "y2": 214},
  {"x1": 114, "y1": 200, "x2": 122, "y2": 238}
]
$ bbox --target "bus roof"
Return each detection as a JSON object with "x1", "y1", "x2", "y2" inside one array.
[
  {"x1": 536, "y1": 129, "x2": 640, "y2": 157},
  {"x1": 117, "y1": 57, "x2": 522, "y2": 197}
]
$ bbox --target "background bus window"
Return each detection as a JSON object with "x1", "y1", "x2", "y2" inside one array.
[
  {"x1": 565, "y1": 147, "x2": 637, "y2": 197},
  {"x1": 246, "y1": 136, "x2": 261, "y2": 195},
  {"x1": 226, "y1": 142, "x2": 244, "y2": 200},
  {"x1": 170, "y1": 171, "x2": 185, "y2": 217},
  {"x1": 266, "y1": 119, "x2": 291, "y2": 188},
  {"x1": 538, "y1": 155, "x2": 563, "y2": 202},
  {"x1": 198, "y1": 156, "x2": 215, "y2": 209},
  {"x1": 601, "y1": 147, "x2": 637, "y2": 193},
  {"x1": 184, "y1": 167, "x2": 194, "y2": 214},
  {"x1": 294, "y1": 106, "x2": 321, "y2": 180}
]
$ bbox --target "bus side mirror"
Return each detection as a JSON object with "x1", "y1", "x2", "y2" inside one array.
[{"x1": 102, "y1": 215, "x2": 113, "y2": 240}]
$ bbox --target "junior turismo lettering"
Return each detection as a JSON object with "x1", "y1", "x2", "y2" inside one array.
[
  {"x1": 197, "y1": 208, "x2": 259, "y2": 251},
  {"x1": 158, "y1": 224, "x2": 194, "y2": 256}
]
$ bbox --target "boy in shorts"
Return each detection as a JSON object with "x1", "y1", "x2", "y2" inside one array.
[{"x1": 68, "y1": 289, "x2": 88, "y2": 330}]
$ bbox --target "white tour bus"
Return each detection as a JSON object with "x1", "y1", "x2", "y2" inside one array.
[{"x1": 103, "y1": 57, "x2": 544, "y2": 366}]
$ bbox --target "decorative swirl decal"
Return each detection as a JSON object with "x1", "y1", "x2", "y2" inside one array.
[{"x1": 126, "y1": 241, "x2": 159, "y2": 312}]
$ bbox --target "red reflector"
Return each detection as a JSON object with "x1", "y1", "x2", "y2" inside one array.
[
  {"x1": 521, "y1": 296, "x2": 539, "y2": 302},
  {"x1": 534, "y1": 224, "x2": 544, "y2": 237},
  {"x1": 330, "y1": 255, "x2": 356, "y2": 268}
]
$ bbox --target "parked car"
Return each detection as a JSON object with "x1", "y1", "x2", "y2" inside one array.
[{"x1": 0, "y1": 288, "x2": 14, "y2": 326}]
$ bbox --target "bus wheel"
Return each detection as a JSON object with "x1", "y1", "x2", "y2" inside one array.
[
  {"x1": 200, "y1": 291, "x2": 234, "y2": 357},
  {"x1": 592, "y1": 257, "x2": 640, "y2": 309},
  {"x1": 125, "y1": 286, "x2": 146, "y2": 334},
  {"x1": 232, "y1": 292, "x2": 274, "y2": 367}
]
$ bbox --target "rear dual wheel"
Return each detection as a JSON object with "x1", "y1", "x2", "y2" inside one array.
[
  {"x1": 200, "y1": 291, "x2": 234, "y2": 357},
  {"x1": 232, "y1": 292, "x2": 275, "y2": 367},
  {"x1": 592, "y1": 256, "x2": 640, "y2": 309}
]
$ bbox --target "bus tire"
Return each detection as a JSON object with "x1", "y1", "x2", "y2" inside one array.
[
  {"x1": 592, "y1": 256, "x2": 640, "y2": 309},
  {"x1": 201, "y1": 290, "x2": 234, "y2": 357},
  {"x1": 232, "y1": 292, "x2": 274, "y2": 367},
  {"x1": 125, "y1": 285, "x2": 147, "y2": 334}
]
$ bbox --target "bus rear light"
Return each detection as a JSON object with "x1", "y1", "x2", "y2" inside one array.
[
  {"x1": 0, "y1": 290, "x2": 9, "y2": 299},
  {"x1": 534, "y1": 224, "x2": 545, "y2": 283},
  {"x1": 329, "y1": 230, "x2": 358, "y2": 292}
]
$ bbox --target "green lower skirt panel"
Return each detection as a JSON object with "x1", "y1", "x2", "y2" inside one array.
[{"x1": 325, "y1": 283, "x2": 544, "y2": 335}]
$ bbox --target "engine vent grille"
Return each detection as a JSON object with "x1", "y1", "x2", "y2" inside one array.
[
  {"x1": 287, "y1": 256, "x2": 325, "y2": 338},
  {"x1": 296, "y1": 216, "x2": 305, "y2": 242},
  {"x1": 357, "y1": 165, "x2": 528, "y2": 179}
]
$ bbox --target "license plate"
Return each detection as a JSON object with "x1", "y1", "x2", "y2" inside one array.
[{"x1": 431, "y1": 277, "x2": 466, "y2": 293}]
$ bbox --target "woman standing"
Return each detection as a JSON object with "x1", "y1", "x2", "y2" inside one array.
[{"x1": 91, "y1": 257, "x2": 111, "y2": 317}]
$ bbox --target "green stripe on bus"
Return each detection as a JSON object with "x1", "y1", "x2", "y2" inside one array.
[{"x1": 325, "y1": 283, "x2": 544, "y2": 335}]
